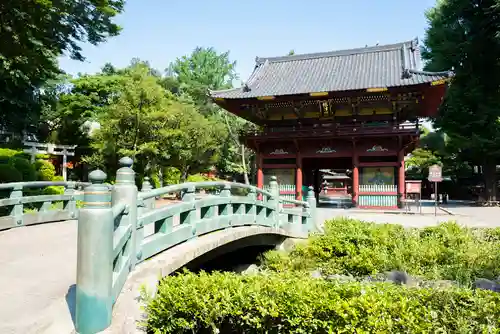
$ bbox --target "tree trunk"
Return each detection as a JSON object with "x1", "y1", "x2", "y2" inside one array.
[
  {"x1": 241, "y1": 144, "x2": 249, "y2": 185},
  {"x1": 483, "y1": 161, "x2": 497, "y2": 202},
  {"x1": 181, "y1": 165, "x2": 190, "y2": 183}
]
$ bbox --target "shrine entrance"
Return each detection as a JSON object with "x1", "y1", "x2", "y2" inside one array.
[
  {"x1": 302, "y1": 157, "x2": 352, "y2": 199},
  {"x1": 214, "y1": 41, "x2": 450, "y2": 209}
]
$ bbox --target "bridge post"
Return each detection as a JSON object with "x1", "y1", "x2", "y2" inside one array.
[
  {"x1": 9, "y1": 184, "x2": 23, "y2": 226},
  {"x1": 306, "y1": 186, "x2": 318, "y2": 232},
  {"x1": 247, "y1": 187, "x2": 257, "y2": 223},
  {"x1": 112, "y1": 157, "x2": 139, "y2": 267},
  {"x1": 76, "y1": 170, "x2": 114, "y2": 334},
  {"x1": 64, "y1": 181, "x2": 77, "y2": 219},
  {"x1": 268, "y1": 176, "x2": 280, "y2": 226},
  {"x1": 219, "y1": 183, "x2": 232, "y2": 221},
  {"x1": 181, "y1": 184, "x2": 196, "y2": 229},
  {"x1": 141, "y1": 177, "x2": 154, "y2": 209}
]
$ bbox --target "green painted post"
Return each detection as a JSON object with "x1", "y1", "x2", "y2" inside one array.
[
  {"x1": 64, "y1": 181, "x2": 77, "y2": 219},
  {"x1": 112, "y1": 157, "x2": 139, "y2": 267},
  {"x1": 219, "y1": 183, "x2": 232, "y2": 217},
  {"x1": 141, "y1": 177, "x2": 154, "y2": 210},
  {"x1": 247, "y1": 187, "x2": 257, "y2": 222},
  {"x1": 75, "y1": 170, "x2": 113, "y2": 334},
  {"x1": 10, "y1": 185, "x2": 23, "y2": 226},
  {"x1": 306, "y1": 186, "x2": 318, "y2": 232},
  {"x1": 268, "y1": 176, "x2": 280, "y2": 226},
  {"x1": 181, "y1": 184, "x2": 196, "y2": 230}
]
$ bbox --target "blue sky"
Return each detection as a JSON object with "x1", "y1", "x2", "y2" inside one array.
[{"x1": 59, "y1": 0, "x2": 437, "y2": 82}]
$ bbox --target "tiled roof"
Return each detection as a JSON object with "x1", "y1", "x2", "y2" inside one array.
[{"x1": 210, "y1": 39, "x2": 451, "y2": 99}]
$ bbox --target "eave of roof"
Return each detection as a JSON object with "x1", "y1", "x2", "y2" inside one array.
[{"x1": 210, "y1": 39, "x2": 452, "y2": 100}]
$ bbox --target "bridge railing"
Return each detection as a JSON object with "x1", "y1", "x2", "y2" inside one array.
[
  {"x1": 0, "y1": 180, "x2": 89, "y2": 231},
  {"x1": 75, "y1": 157, "x2": 317, "y2": 334}
]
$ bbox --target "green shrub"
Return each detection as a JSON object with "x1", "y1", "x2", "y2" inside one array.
[
  {"x1": 7, "y1": 156, "x2": 36, "y2": 181},
  {"x1": 163, "y1": 167, "x2": 181, "y2": 185},
  {"x1": 263, "y1": 218, "x2": 500, "y2": 286},
  {"x1": 149, "y1": 174, "x2": 161, "y2": 189},
  {"x1": 187, "y1": 173, "x2": 213, "y2": 183},
  {"x1": 143, "y1": 271, "x2": 500, "y2": 333},
  {"x1": 34, "y1": 159, "x2": 57, "y2": 181},
  {"x1": 0, "y1": 149, "x2": 37, "y2": 183},
  {"x1": 0, "y1": 164, "x2": 22, "y2": 183}
]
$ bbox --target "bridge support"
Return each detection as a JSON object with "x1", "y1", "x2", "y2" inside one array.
[{"x1": 75, "y1": 170, "x2": 114, "y2": 334}]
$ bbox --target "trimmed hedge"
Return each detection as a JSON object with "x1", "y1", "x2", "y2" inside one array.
[
  {"x1": 143, "y1": 271, "x2": 500, "y2": 333},
  {"x1": 34, "y1": 159, "x2": 57, "y2": 181},
  {"x1": 263, "y1": 218, "x2": 500, "y2": 286}
]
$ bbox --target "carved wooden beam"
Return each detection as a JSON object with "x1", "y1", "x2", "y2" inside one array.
[
  {"x1": 350, "y1": 97, "x2": 358, "y2": 116},
  {"x1": 292, "y1": 101, "x2": 305, "y2": 118},
  {"x1": 253, "y1": 105, "x2": 268, "y2": 119}
]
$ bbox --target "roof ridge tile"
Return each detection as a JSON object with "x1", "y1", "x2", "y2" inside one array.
[{"x1": 256, "y1": 40, "x2": 415, "y2": 65}]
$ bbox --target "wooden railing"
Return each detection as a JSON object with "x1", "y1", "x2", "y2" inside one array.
[
  {"x1": 358, "y1": 184, "x2": 399, "y2": 208},
  {"x1": 0, "y1": 181, "x2": 89, "y2": 231},
  {"x1": 74, "y1": 157, "x2": 318, "y2": 334},
  {"x1": 247, "y1": 121, "x2": 419, "y2": 139}
]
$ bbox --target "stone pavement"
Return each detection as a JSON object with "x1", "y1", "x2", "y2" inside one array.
[
  {"x1": 317, "y1": 205, "x2": 500, "y2": 228},
  {"x1": 1, "y1": 204, "x2": 500, "y2": 333},
  {"x1": 0, "y1": 220, "x2": 77, "y2": 334}
]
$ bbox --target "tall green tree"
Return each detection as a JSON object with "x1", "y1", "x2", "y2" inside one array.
[
  {"x1": 164, "y1": 103, "x2": 225, "y2": 181},
  {"x1": 84, "y1": 62, "x2": 223, "y2": 180},
  {"x1": 83, "y1": 63, "x2": 171, "y2": 176},
  {"x1": 0, "y1": 0, "x2": 124, "y2": 133},
  {"x1": 41, "y1": 59, "x2": 163, "y2": 148},
  {"x1": 422, "y1": 0, "x2": 500, "y2": 200},
  {"x1": 167, "y1": 47, "x2": 253, "y2": 182},
  {"x1": 167, "y1": 47, "x2": 238, "y2": 115}
]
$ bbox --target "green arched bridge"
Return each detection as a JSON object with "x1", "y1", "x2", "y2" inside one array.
[{"x1": 0, "y1": 157, "x2": 322, "y2": 334}]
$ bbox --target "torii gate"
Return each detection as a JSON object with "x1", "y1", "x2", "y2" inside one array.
[{"x1": 23, "y1": 142, "x2": 77, "y2": 181}]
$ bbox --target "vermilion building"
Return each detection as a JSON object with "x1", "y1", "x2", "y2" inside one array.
[{"x1": 211, "y1": 39, "x2": 450, "y2": 209}]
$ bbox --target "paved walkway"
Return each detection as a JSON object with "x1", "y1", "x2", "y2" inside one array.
[
  {"x1": 1, "y1": 205, "x2": 500, "y2": 333},
  {"x1": 316, "y1": 205, "x2": 500, "y2": 228},
  {"x1": 0, "y1": 220, "x2": 77, "y2": 334}
]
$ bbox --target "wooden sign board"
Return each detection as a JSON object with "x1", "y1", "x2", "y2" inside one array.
[
  {"x1": 405, "y1": 181, "x2": 422, "y2": 194},
  {"x1": 428, "y1": 164, "x2": 443, "y2": 182}
]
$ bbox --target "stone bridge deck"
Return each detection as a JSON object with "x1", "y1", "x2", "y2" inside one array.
[{"x1": 1, "y1": 206, "x2": 500, "y2": 334}]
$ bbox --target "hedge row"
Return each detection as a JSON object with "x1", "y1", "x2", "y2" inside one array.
[
  {"x1": 143, "y1": 271, "x2": 500, "y2": 333},
  {"x1": 263, "y1": 218, "x2": 500, "y2": 286},
  {"x1": 0, "y1": 148, "x2": 61, "y2": 184}
]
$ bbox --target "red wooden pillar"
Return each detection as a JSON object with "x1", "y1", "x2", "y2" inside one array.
[
  {"x1": 296, "y1": 154, "x2": 303, "y2": 200},
  {"x1": 257, "y1": 153, "x2": 264, "y2": 200},
  {"x1": 352, "y1": 153, "x2": 359, "y2": 206},
  {"x1": 398, "y1": 149, "x2": 405, "y2": 203}
]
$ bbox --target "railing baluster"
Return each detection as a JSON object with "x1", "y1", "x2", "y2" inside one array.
[
  {"x1": 75, "y1": 170, "x2": 113, "y2": 334},
  {"x1": 268, "y1": 176, "x2": 280, "y2": 226},
  {"x1": 247, "y1": 188, "x2": 257, "y2": 223},
  {"x1": 10, "y1": 185, "x2": 23, "y2": 227},
  {"x1": 306, "y1": 186, "x2": 318, "y2": 232},
  {"x1": 219, "y1": 184, "x2": 232, "y2": 218},
  {"x1": 39, "y1": 201, "x2": 52, "y2": 212},
  {"x1": 64, "y1": 181, "x2": 77, "y2": 219},
  {"x1": 112, "y1": 157, "x2": 138, "y2": 268},
  {"x1": 140, "y1": 177, "x2": 154, "y2": 210},
  {"x1": 180, "y1": 185, "x2": 196, "y2": 233}
]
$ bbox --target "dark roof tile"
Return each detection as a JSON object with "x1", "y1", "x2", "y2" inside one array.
[{"x1": 211, "y1": 39, "x2": 451, "y2": 99}]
